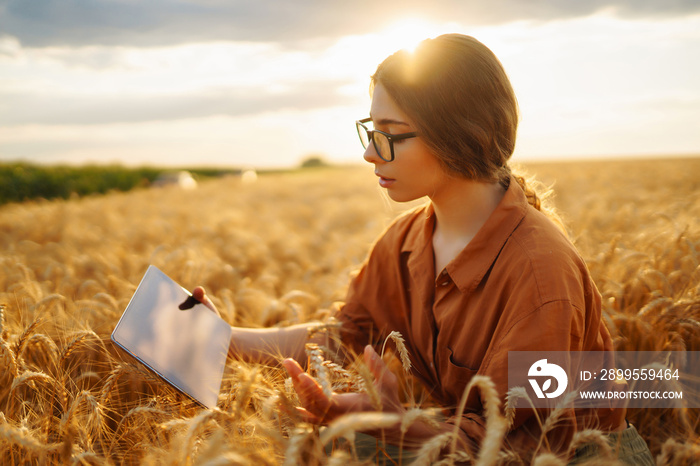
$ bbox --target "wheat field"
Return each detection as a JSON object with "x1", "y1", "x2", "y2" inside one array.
[{"x1": 1, "y1": 158, "x2": 698, "y2": 465}]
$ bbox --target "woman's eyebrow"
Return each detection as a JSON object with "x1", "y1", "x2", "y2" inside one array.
[{"x1": 371, "y1": 117, "x2": 410, "y2": 127}]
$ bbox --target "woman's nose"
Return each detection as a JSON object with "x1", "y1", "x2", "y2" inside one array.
[{"x1": 363, "y1": 142, "x2": 383, "y2": 164}]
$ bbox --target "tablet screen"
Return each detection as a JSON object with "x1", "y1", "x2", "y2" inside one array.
[{"x1": 111, "y1": 265, "x2": 232, "y2": 409}]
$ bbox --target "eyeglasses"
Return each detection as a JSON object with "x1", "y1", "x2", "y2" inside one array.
[{"x1": 356, "y1": 118, "x2": 418, "y2": 162}]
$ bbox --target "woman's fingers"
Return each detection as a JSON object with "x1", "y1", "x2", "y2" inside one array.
[
  {"x1": 364, "y1": 345, "x2": 401, "y2": 411},
  {"x1": 281, "y1": 358, "x2": 304, "y2": 378},
  {"x1": 282, "y1": 354, "x2": 400, "y2": 424},
  {"x1": 191, "y1": 286, "x2": 221, "y2": 316},
  {"x1": 282, "y1": 359, "x2": 332, "y2": 419},
  {"x1": 294, "y1": 406, "x2": 323, "y2": 424},
  {"x1": 364, "y1": 345, "x2": 396, "y2": 386}
]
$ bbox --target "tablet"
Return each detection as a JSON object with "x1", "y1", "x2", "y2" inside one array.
[{"x1": 111, "y1": 265, "x2": 232, "y2": 409}]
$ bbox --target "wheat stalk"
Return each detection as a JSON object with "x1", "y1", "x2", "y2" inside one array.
[
  {"x1": 448, "y1": 375, "x2": 505, "y2": 465},
  {"x1": 60, "y1": 390, "x2": 104, "y2": 446},
  {"x1": 10, "y1": 370, "x2": 60, "y2": 396},
  {"x1": 497, "y1": 449, "x2": 526, "y2": 465},
  {"x1": 180, "y1": 409, "x2": 220, "y2": 463},
  {"x1": 504, "y1": 386, "x2": 527, "y2": 429},
  {"x1": 320, "y1": 412, "x2": 401, "y2": 446},
  {"x1": 0, "y1": 421, "x2": 62, "y2": 457},
  {"x1": 352, "y1": 358, "x2": 382, "y2": 411},
  {"x1": 0, "y1": 338, "x2": 19, "y2": 378},
  {"x1": 99, "y1": 364, "x2": 127, "y2": 405},
  {"x1": 539, "y1": 392, "x2": 579, "y2": 439},
  {"x1": 107, "y1": 405, "x2": 170, "y2": 456},
  {"x1": 433, "y1": 450, "x2": 473, "y2": 465},
  {"x1": 20, "y1": 333, "x2": 59, "y2": 371},
  {"x1": 381, "y1": 331, "x2": 412, "y2": 373},
  {"x1": 59, "y1": 330, "x2": 100, "y2": 365},
  {"x1": 283, "y1": 425, "x2": 317, "y2": 466},
  {"x1": 400, "y1": 407, "x2": 441, "y2": 434},
  {"x1": 504, "y1": 385, "x2": 549, "y2": 450},
  {"x1": 14, "y1": 317, "x2": 43, "y2": 361},
  {"x1": 231, "y1": 366, "x2": 260, "y2": 422},
  {"x1": 0, "y1": 303, "x2": 6, "y2": 340},
  {"x1": 70, "y1": 451, "x2": 108, "y2": 466},
  {"x1": 568, "y1": 429, "x2": 616, "y2": 462},
  {"x1": 531, "y1": 452, "x2": 566, "y2": 465},
  {"x1": 305, "y1": 342, "x2": 332, "y2": 397},
  {"x1": 412, "y1": 431, "x2": 453, "y2": 466},
  {"x1": 658, "y1": 437, "x2": 700, "y2": 465},
  {"x1": 322, "y1": 360, "x2": 354, "y2": 392},
  {"x1": 326, "y1": 450, "x2": 353, "y2": 466},
  {"x1": 474, "y1": 376, "x2": 508, "y2": 466},
  {"x1": 30, "y1": 293, "x2": 66, "y2": 312}
]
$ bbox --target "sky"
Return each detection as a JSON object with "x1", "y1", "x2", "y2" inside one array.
[{"x1": 1, "y1": 0, "x2": 699, "y2": 169}]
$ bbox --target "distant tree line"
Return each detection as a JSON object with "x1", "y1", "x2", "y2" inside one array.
[
  {"x1": 0, "y1": 158, "x2": 337, "y2": 206},
  {"x1": 0, "y1": 163, "x2": 160, "y2": 205},
  {"x1": 0, "y1": 163, "x2": 245, "y2": 206}
]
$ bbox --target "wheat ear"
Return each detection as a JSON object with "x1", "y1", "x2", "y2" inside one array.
[
  {"x1": 99, "y1": 364, "x2": 127, "y2": 405},
  {"x1": 400, "y1": 407, "x2": 442, "y2": 434},
  {"x1": 10, "y1": 370, "x2": 61, "y2": 396},
  {"x1": 538, "y1": 391, "x2": 580, "y2": 450},
  {"x1": 14, "y1": 317, "x2": 43, "y2": 361},
  {"x1": 568, "y1": 429, "x2": 615, "y2": 461},
  {"x1": 283, "y1": 425, "x2": 317, "y2": 466},
  {"x1": 30, "y1": 293, "x2": 66, "y2": 313},
  {"x1": 0, "y1": 421, "x2": 62, "y2": 456},
  {"x1": 0, "y1": 338, "x2": 19, "y2": 378},
  {"x1": 352, "y1": 358, "x2": 382, "y2": 411},
  {"x1": 449, "y1": 375, "x2": 506, "y2": 465},
  {"x1": 658, "y1": 437, "x2": 700, "y2": 465},
  {"x1": 504, "y1": 385, "x2": 549, "y2": 451},
  {"x1": 59, "y1": 330, "x2": 100, "y2": 366},
  {"x1": 61, "y1": 390, "x2": 103, "y2": 440},
  {"x1": 0, "y1": 303, "x2": 6, "y2": 341},
  {"x1": 381, "y1": 331, "x2": 412, "y2": 373},
  {"x1": 531, "y1": 452, "x2": 567, "y2": 465},
  {"x1": 504, "y1": 386, "x2": 528, "y2": 429},
  {"x1": 232, "y1": 366, "x2": 259, "y2": 422},
  {"x1": 473, "y1": 376, "x2": 508, "y2": 466},
  {"x1": 433, "y1": 450, "x2": 474, "y2": 465},
  {"x1": 306, "y1": 342, "x2": 332, "y2": 397},
  {"x1": 412, "y1": 431, "x2": 453, "y2": 466},
  {"x1": 180, "y1": 409, "x2": 226, "y2": 463}
]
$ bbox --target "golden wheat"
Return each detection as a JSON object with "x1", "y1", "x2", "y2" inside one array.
[{"x1": 0, "y1": 159, "x2": 698, "y2": 464}]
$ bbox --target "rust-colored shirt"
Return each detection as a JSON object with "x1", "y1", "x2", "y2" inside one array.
[{"x1": 336, "y1": 177, "x2": 624, "y2": 454}]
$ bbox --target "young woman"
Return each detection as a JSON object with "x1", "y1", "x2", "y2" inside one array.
[{"x1": 195, "y1": 34, "x2": 653, "y2": 464}]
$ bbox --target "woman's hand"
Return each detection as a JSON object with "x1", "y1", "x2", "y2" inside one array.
[
  {"x1": 282, "y1": 345, "x2": 403, "y2": 425},
  {"x1": 191, "y1": 286, "x2": 221, "y2": 317}
]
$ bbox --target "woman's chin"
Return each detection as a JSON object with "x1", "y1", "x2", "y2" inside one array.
[{"x1": 385, "y1": 189, "x2": 420, "y2": 203}]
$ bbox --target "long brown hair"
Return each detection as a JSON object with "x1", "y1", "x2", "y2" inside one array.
[{"x1": 371, "y1": 34, "x2": 552, "y2": 216}]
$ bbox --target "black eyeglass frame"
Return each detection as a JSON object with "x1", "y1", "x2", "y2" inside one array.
[{"x1": 356, "y1": 117, "x2": 418, "y2": 162}]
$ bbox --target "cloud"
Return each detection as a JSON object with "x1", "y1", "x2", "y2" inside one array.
[
  {"x1": 2, "y1": 0, "x2": 699, "y2": 48},
  {"x1": 0, "y1": 80, "x2": 356, "y2": 126}
]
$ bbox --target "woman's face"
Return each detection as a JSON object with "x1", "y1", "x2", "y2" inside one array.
[{"x1": 364, "y1": 83, "x2": 450, "y2": 203}]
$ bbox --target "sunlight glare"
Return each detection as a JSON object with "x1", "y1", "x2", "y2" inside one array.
[{"x1": 380, "y1": 18, "x2": 443, "y2": 54}]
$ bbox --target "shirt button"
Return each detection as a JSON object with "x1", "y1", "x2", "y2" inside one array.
[
  {"x1": 430, "y1": 362, "x2": 434, "y2": 369},
  {"x1": 441, "y1": 281, "x2": 449, "y2": 286}
]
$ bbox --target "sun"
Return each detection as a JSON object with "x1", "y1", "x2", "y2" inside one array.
[{"x1": 379, "y1": 18, "x2": 443, "y2": 54}]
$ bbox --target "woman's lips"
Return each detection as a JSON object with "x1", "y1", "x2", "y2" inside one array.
[{"x1": 376, "y1": 173, "x2": 396, "y2": 188}]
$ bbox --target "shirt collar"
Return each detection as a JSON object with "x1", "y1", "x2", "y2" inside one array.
[{"x1": 401, "y1": 177, "x2": 529, "y2": 293}]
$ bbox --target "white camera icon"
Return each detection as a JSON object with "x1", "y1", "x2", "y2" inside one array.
[{"x1": 528, "y1": 359, "x2": 568, "y2": 399}]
